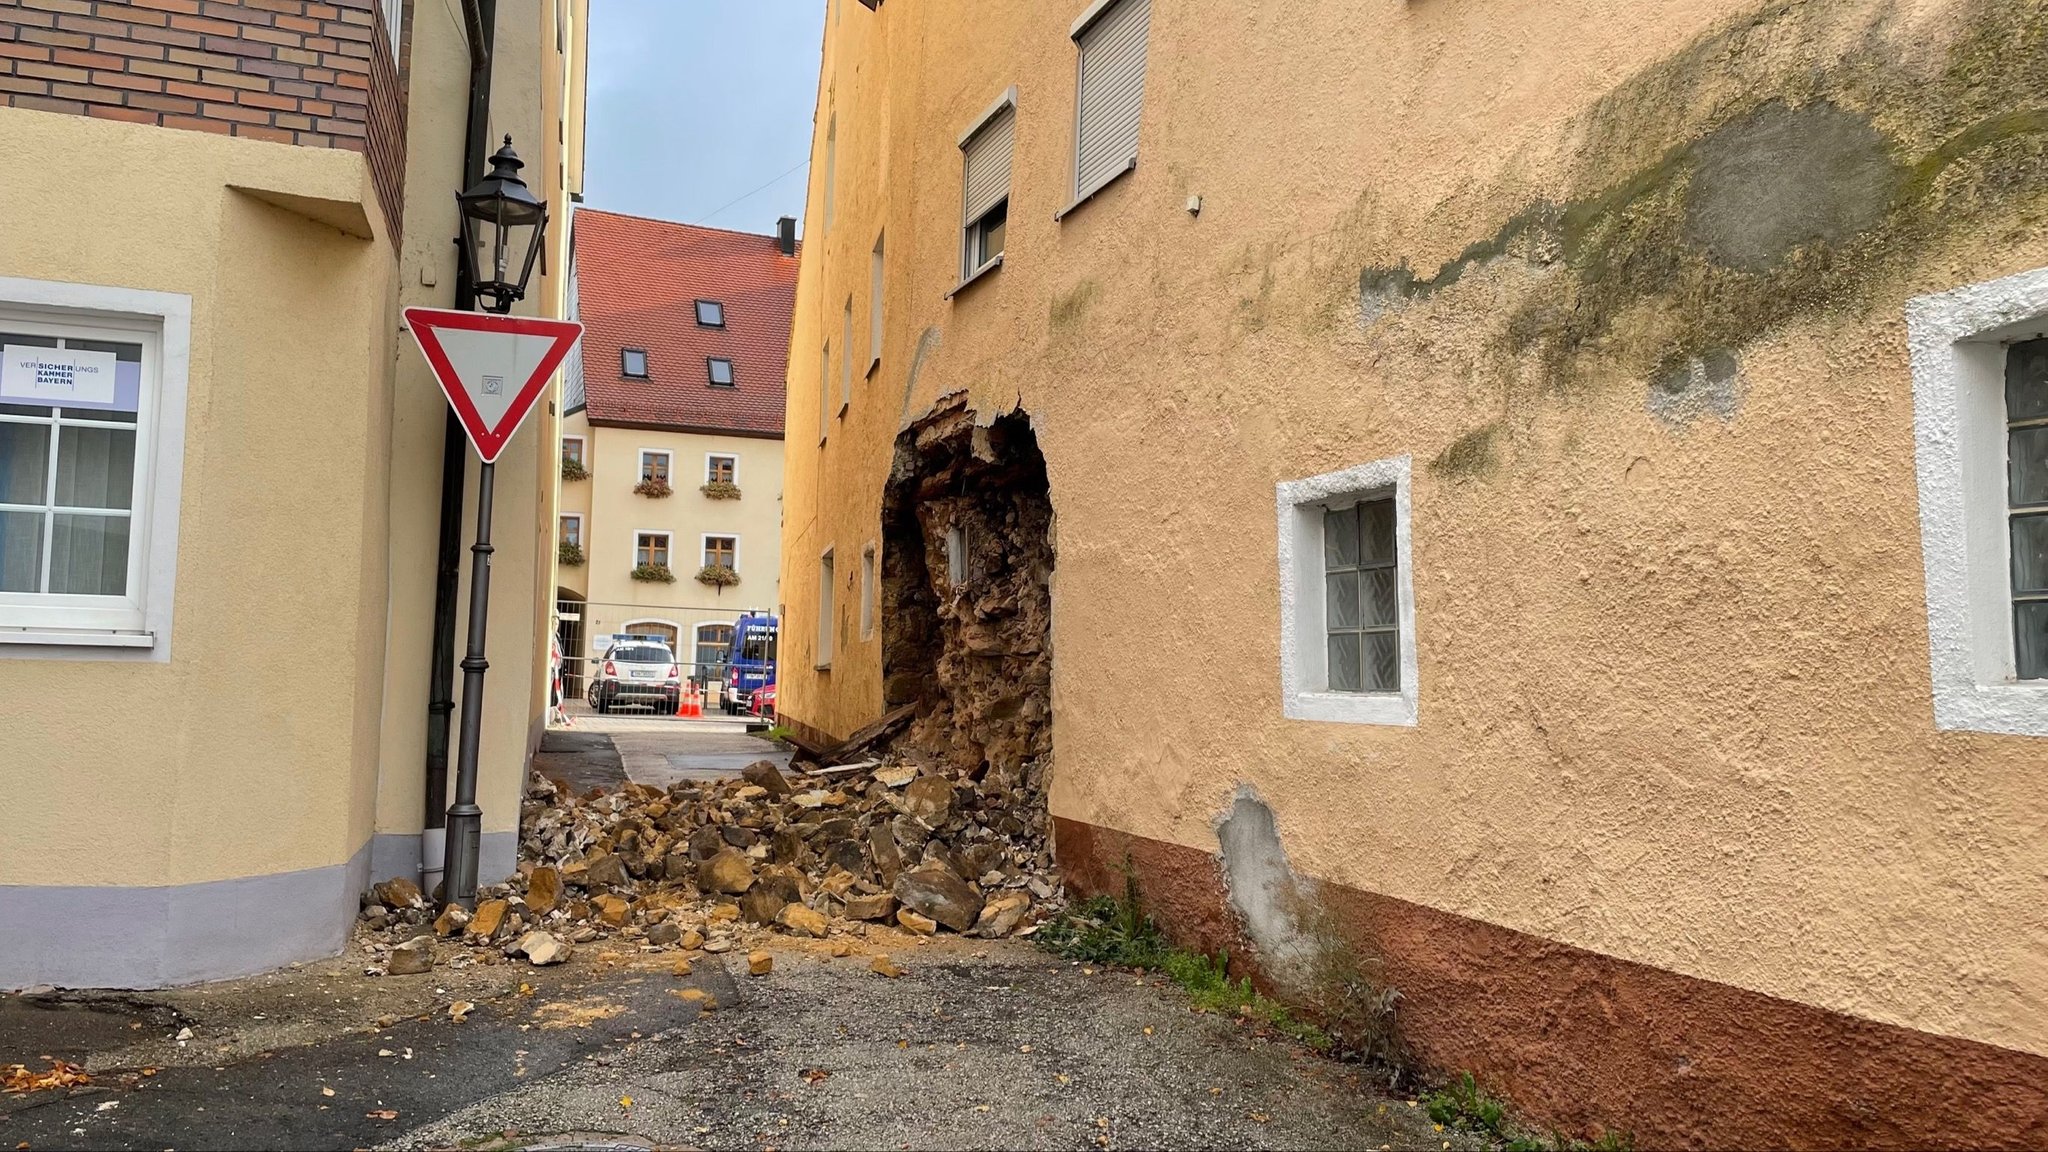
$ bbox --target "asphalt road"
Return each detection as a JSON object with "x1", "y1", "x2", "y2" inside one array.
[{"x1": 1, "y1": 938, "x2": 1476, "y2": 1151}]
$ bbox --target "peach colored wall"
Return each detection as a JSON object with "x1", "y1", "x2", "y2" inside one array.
[{"x1": 780, "y1": 0, "x2": 2048, "y2": 1060}]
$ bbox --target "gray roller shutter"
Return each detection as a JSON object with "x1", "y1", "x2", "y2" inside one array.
[
  {"x1": 961, "y1": 106, "x2": 1014, "y2": 225},
  {"x1": 1073, "y1": 0, "x2": 1149, "y2": 198}
]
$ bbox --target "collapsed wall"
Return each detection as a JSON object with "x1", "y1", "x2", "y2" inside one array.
[{"x1": 879, "y1": 395, "x2": 1054, "y2": 850}]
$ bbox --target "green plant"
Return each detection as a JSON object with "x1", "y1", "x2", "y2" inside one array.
[
  {"x1": 629, "y1": 562, "x2": 675, "y2": 583},
  {"x1": 700, "y1": 479, "x2": 741, "y2": 500},
  {"x1": 560, "y1": 457, "x2": 589, "y2": 482},
  {"x1": 1500, "y1": 1131, "x2": 1636, "y2": 1152},
  {"x1": 760, "y1": 725, "x2": 796, "y2": 745},
  {"x1": 633, "y1": 477, "x2": 672, "y2": 498},
  {"x1": 556, "y1": 540, "x2": 584, "y2": 567},
  {"x1": 695, "y1": 563, "x2": 740, "y2": 588},
  {"x1": 1426, "y1": 1072, "x2": 1508, "y2": 1137},
  {"x1": 1160, "y1": 949, "x2": 1332, "y2": 1050}
]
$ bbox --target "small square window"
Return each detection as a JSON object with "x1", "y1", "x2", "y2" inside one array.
[
  {"x1": 560, "y1": 436, "x2": 585, "y2": 468},
  {"x1": 639, "y1": 450, "x2": 670, "y2": 484},
  {"x1": 621, "y1": 348, "x2": 648, "y2": 378},
  {"x1": 635, "y1": 532, "x2": 670, "y2": 568},
  {"x1": 706, "y1": 454, "x2": 736, "y2": 484},
  {"x1": 707, "y1": 358, "x2": 734, "y2": 387},
  {"x1": 1277, "y1": 456, "x2": 1416, "y2": 726},
  {"x1": 695, "y1": 300, "x2": 724, "y2": 327},
  {"x1": 703, "y1": 535, "x2": 736, "y2": 569}
]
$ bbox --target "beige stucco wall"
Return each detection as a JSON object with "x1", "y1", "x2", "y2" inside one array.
[
  {"x1": 566, "y1": 423, "x2": 785, "y2": 662},
  {"x1": 556, "y1": 407, "x2": 592, "y2": 600},
  {"x1": 780, "y1": 0, "x2": 2048, "y2": 1060},
  {"x1": 0, "y1": 108, "x2": 396, "y2": 886}
]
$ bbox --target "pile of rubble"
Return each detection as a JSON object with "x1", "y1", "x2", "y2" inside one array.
[{"x1": 353, "y1": 740, "x2": 1059, "y2": 974}]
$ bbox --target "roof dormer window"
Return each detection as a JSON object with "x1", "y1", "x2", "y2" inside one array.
[
  {"x1": 707, "y1": 357, "x2": 735, "y2": 387},
  {"x1": 695, "y1": 300, "x2": 725, "y2": 327},
  {"x1": 621, "y1": 348, "x2": 649, "y2": 378}
]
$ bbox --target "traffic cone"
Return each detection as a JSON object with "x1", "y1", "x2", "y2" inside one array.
[{"x1": 675, "y1": 684, "x2": 688, "y2": 718}]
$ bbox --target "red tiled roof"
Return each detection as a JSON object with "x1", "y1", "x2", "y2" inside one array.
[{"x1": 573, "y1": 209, "x2": 798, "y2": 436}]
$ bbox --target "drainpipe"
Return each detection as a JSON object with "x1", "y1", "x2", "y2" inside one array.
[{"x1": 424, "y1": 0, "x2": 496, "y2": 898}]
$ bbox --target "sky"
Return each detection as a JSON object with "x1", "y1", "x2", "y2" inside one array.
[{"x1": 582, "y1": 0, "x2": 826, "y2": 235}]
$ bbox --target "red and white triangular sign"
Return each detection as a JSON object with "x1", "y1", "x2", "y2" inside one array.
[{"x1": 404, "y1": 307, "x2": 583, "y2": 464}]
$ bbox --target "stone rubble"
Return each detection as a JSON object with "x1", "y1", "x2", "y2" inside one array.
[{"x1": 351, "y1": 749, "x2": 1060, "y2": 972}]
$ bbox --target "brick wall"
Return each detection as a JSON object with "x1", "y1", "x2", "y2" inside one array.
[{"x1": 0, "y1": 0, "x2": 407, "y2": 243}]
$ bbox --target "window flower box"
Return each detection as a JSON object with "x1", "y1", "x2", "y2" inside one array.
[
  {"x1": 630, "y1": 562, "x2": 676, "y2": 583},
  {"x1": 557, "y1": 541, "x2": 585, "y2": 567},
  {"x1": 700, "y1": 479, "x2": 741, "y2": 500},
  {"x1": 634, "y1": 478, "x2": 673, "y2": 498},
  {"x1": 695, "y1": 564, "x2": 740, "y2": 588},
  {"x1": 561, "y1": 457, "x2": 589, "y2": 482}
]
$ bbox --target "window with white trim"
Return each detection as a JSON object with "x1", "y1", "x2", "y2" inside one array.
[
  {"x1": 817, "y1": 547, "x2": 835, "y2": 669},
  {"x1": 703, "y1": 534, "x2": 736, "y2": 570},
  {"x1": 558, "y1": 513, "x2": 582, "y2": 547},
  {"x1": 959, "y1": 91, "x2": 1013, "y2": 281},
  {"x1": 860, "y1": 543, "x2": 876, "y2": 640},
  {"x1": 840, "y1": 298, "x2": 853, "y2": 410},
  {"x1": 560, "y1": 435, "x2": 585, "y2": 469},
  {"x1": 1909, "y1": 268, "x2": 2048, "y2": 735},
  {"x1": 639, "y1": 450, "x2": 671, "y2": 484},
  {"x1": 869, "y1": 233, "x2": 885, "y2": 372},
  {"x1": 1, "y1": 294, "x2": 184, "y2": 651},
  {"x1": 1067, "y1": 0, "x2": 1150, "y2": 210},
  {"x1": 635, "y1": 531, "x2": 671, "y2": 568},
  {"x1": 1276, "y1": 455, "x2": 1417, "y2": 725},
  {"x1": 706, "y1": 454, "x2": 736, "y2": 484}
]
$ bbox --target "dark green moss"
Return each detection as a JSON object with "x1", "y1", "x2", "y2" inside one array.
[{"x1": 1429, "y1": 424, "x2": 1502, "y2": 478}]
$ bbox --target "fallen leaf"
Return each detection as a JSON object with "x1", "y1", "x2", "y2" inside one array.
[
  {"x1": 376, "y1": 1049, "x2": 395, "y2": 1058},
  {"x1": 1142, "y1": 1026, "x2": 1154, "y2": 1035},
  {"x1": 1251, "y1": 1112, "x2": 1270, "y2": 1123},
  {"x1": 800, "y1": 1068, "x2": 830, "y2": 1085},
  {"x1": 366, "y1": 1110, "x2": 399, "y2": 1120},
  {"x1": 0, "y1": 1060, "x2": 91, "y2": 1094},
  {"x1": 449, "y1": 1000, "x2": 475, "y2": 1023},
  {"x1": 321, "y1": 1087, "x2": 335, "y2": 1097},
  {"x1": 619, "y1": 1095, "x2": 633, "y2": 1108}
]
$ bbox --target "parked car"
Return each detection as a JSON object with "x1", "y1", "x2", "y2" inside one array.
[
  {"x1": 723, "y1": 613, "x2": 778, "y2": 714},
  {"x1": 749, "y1": 681, "x2": 776, "y2": 719},
  {"x1": 586, "y1": 639, "x2": 681, "y2": 714}
]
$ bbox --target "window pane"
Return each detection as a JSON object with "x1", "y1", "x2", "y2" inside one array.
[
  {"x1": 1323, "y1": 506, "x2": 1359, "y2": 567},
  {"x1": 1363, "y1": 632, "x2": 1399, "y2": 692},
  {"x1": 1325, "y1": 571, "x2": 1360, "y2": 629},
  {"x1": 696, "y1": 301, "x2": 724, "y2": 326},
  {"x1": 2007, "y1": 338, "x2": 2048, "y2": 422},
  {"x1": 2012, "y1": 513, "x2": 2048, "y2": 594},
  {"x1": 2011, "y1": 426, "x2": 2048, "y2": 506},
  {"x1": 2017, "y1": 601, "x2": 2048, "y2": 680},
  {"x1": 1361, "y1": 498, "x2": 1396, "y2": 564},
  {"x1": 1363, "y1": 568, "x2": 1398, "y2": 627},
  {"x1": 0, "y1": 423, "x2": 50, "y2": 504},
  {"x1": 48, "y1": 512, "x2": 127, "y2": 595},
  {"x1": 54, "y1": 425, "x2": 135, "y2": 509},
  {"x1": 0, "y1": 510, "x2": 41, "y2": 592},
  {"x1": 1327, "y1": 632, "x2": 1362, "y2": 693}
]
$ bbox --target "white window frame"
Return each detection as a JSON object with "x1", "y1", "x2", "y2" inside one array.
[
  {"x1": 869, "y1": 232, "x2": 885, "y2": 375},
  {"x1": 638, "y1": 448, "x2": 672, "y2": 484},
  {"x1": 0, "y1": 278, "x2": 189, "y2": 661},
  {"x1": 860, "y1": 542, "x2": 876, "y2": 640},
  {"x1": 379, "y1": 0, "x2": 403, "y2": 42},
  {"x1": 817, "y1": 546, "x2": 835, "y2": 669},
  {"x1": 1908, "y1": 265, "x2": 2048, "y2": 735},
  {"x1": 1276, "y1": 455, "x2": 1417, "y2": 726},
  {"x1": 954, "y1": 87, "x2": 1015, "y2": 292},
  {"x1": 701, "y1": 532, "x2": 739, "y2": 572},
  {"x1": 1059, "y1": 0, "x2": 1149, "y2": 220},
  {"x1": 705, "y1": 452, "x2": 738, "y2": 485},
  {"x1": 558, "y1": 512, "x2": 582, "y2": 548},
  {"x1": 560, "y1": 434, "x2": 585, "y2": 468},
  {"x1": 633, "y1": 529, "x2": 672, "y2": 569}
]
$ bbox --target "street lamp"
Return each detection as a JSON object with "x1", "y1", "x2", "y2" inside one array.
[
  {"x1": 456, "y1": 136, "x2": 548, "y2": 315},
  {"x1": 441, "y1": 133, "x2": 548, "y2": 909}
]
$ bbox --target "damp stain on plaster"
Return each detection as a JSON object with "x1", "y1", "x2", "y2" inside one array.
[
  {"x1": 1351, "y1": 0, "x2": 2048, "y2": 400},
  {"x1": 1428, "y1": 422, "x2": 1503, "y2": 479},
  {"x1": 1049, "y1": 280, "x2": 1099, "y2": 333},
  {"x1": 900, "y1": 325, "x2": 943, "y2": 425},
  {"x1": 1647, "y1": 347, "x2": 1743, "y2": 427}
]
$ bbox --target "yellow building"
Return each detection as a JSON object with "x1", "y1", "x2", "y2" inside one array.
[
  {"x1": 554, "y1": 210, "x2": 796, "y2": 698},
  {"x1": 778, "y1": 0, "x2": 2048, "y2": 1144},
  {"x1": 0, "y1": 0, "x2": 586, "y2": 987}
]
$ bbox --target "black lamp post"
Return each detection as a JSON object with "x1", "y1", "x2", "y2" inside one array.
[
  {"x1": 456, "y1": 136, "x2": 549, "y2": 314},
  {"x1": 442, "y1": 134, "x2": 548, "y2": 910}
]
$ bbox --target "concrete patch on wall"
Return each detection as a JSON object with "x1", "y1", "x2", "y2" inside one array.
[
  {"x1": 1645, "y1": 347, "x2": 1742, "y2": 427},
  {"x1": 1683, "y1": 101, "x2": 1902, "y2": 273},
  {"x1": 1214, "y1": 790, "x2": 1316, "y2": 990}
]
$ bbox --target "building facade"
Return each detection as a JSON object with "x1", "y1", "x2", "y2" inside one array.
[
  {"x1": 778, "y1": 0, "x2": 2048, "y2": 1144},
  {"x1": 556, "y1": 211, "x2": 795, "y2": 694},
  {"x1": 0, "y1": 0, "x2": 587, "y2": 987}
]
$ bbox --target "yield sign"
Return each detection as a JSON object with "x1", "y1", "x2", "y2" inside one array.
[{"x1": 404, "y1": 307, "x2": 583, "y2": 463}]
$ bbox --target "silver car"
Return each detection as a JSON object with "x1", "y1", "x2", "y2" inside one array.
[{"x1": 586, "y1": 640, "x2": 681, "y2": 714}]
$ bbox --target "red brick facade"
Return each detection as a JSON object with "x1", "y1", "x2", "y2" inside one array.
[{"x1": 0, "y1": 0, "x2": 408, "y2": 243}]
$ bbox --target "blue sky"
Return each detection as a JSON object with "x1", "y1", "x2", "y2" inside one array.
[{"x1": 582, "y1": 0, "x2": 826, "y2": 233}]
